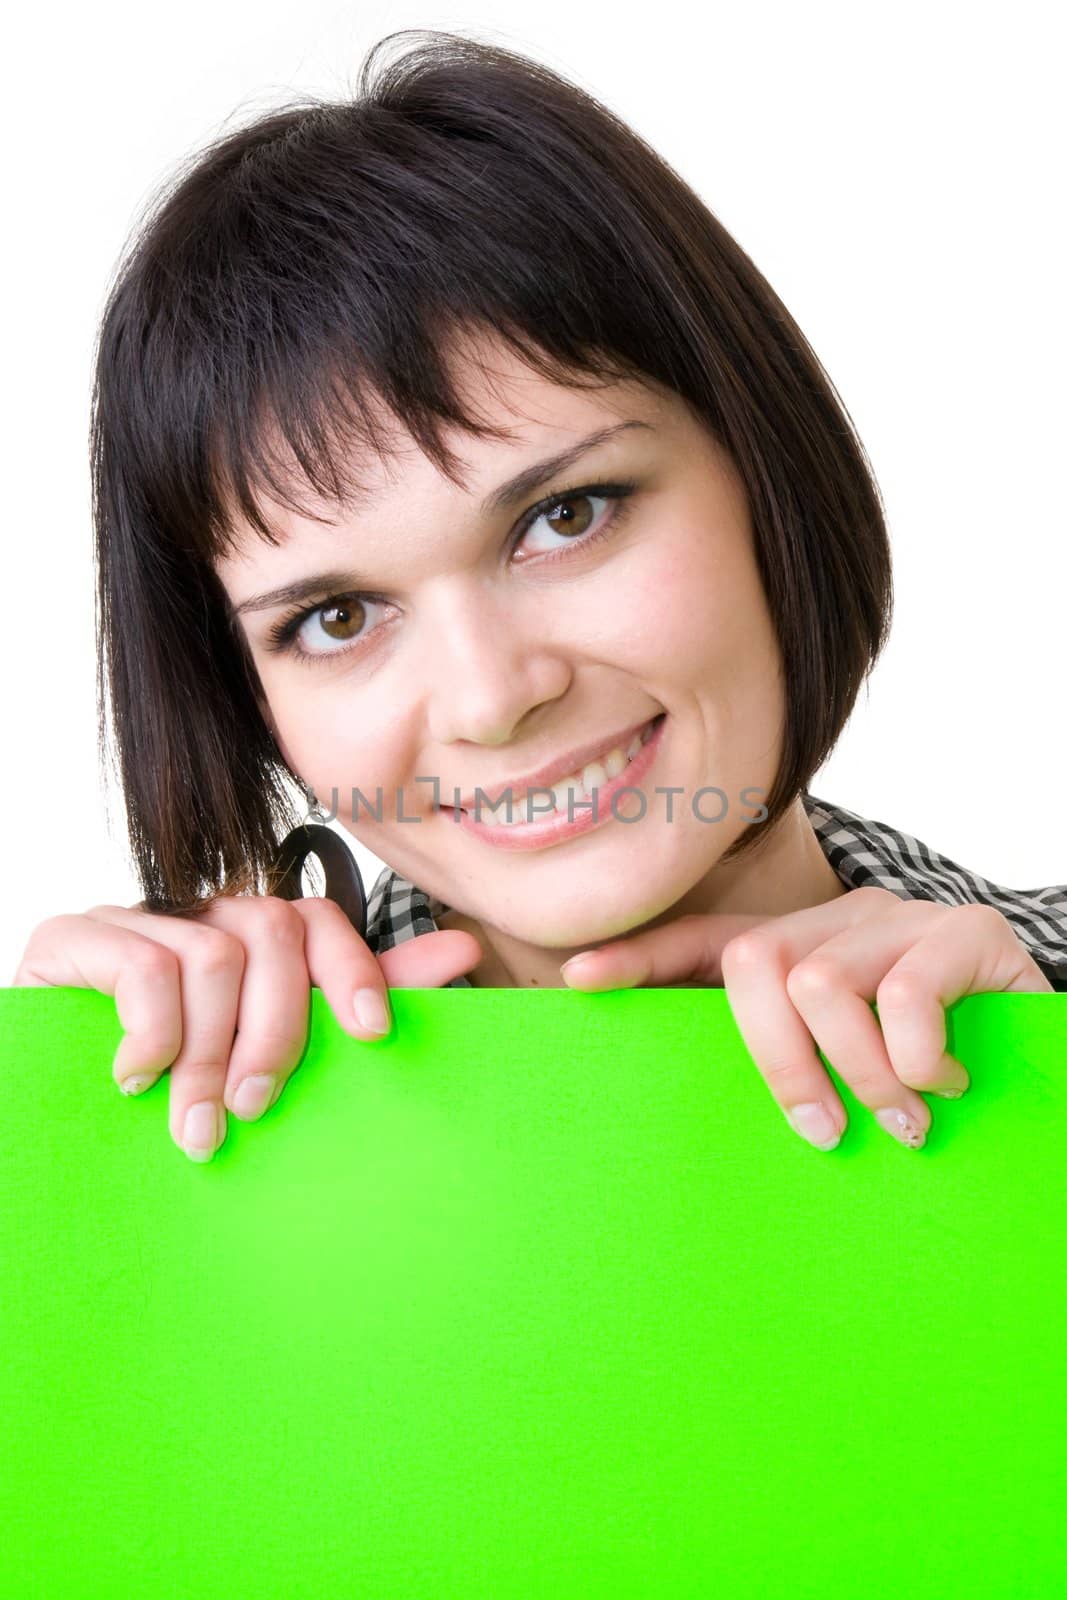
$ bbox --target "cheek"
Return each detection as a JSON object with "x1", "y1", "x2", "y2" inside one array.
[
  {"x1": 579, "y1": 540, "x2": 703, "y2": 664},
  {"x1": 622, "y1": 536, "x2": 750, "y2": 674},
  {"x1": 273, "y1": 701, "x2": 416, "y2": 821}
]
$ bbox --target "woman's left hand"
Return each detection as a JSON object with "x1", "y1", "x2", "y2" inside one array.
[{"x1": 558, "y1": 887, "x2": 1054, "y2": 1151}]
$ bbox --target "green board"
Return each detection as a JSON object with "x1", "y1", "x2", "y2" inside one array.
[{"x1": 1, "y1": 986, "x2": 1064, "y2": 1598}]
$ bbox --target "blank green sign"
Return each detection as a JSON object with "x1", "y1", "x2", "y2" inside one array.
[{"x1": 1, "y1": 986, "x2": 1064, "y2": 1598}]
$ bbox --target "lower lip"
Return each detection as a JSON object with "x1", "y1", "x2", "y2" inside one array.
[{"x1": 444, "y1": 714, "x2": 668, "y2": 852}]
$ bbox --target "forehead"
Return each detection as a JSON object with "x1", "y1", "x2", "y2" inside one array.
[{"x1": 216, "y1": 332, "x2": 674, "y2": 573}]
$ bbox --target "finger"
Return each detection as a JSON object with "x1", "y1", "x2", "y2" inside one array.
[
  {"x1": 14, "y1": 911, "x2": 184, "y2": 1094},
  {"x1": 210, "y1": 902, "x2": 482, "y2": 1119},
  {"x1": 557, "y1": 885, "x2": 899, "y2": 990},
  {"x1": 870, "y1": 903, "x2": 1052, "y2": 1102},
  {"x1": 782, "y1": 899, "x2": 1041, "y2": 1136},
  {"x1": 196, "y1": 896, "x2": 312, "y2": 1124},
  {"x1": 88, "y1": 904, "x2": 244, "y2": 1162},
  {"x1": 262, "y1": 902, "x2": 483, "y2": 1040},
  {"x1": 753, "y1": 896, "x2": 972, "y2": 1150},
  {"x1": 716, "y1": 888, "x2": 925, "y2": 1151},
  {"x1": 376, "y1": 929, "x2": 485, "y2": 989},
  {"x1": 277, "y1": 893, "x2": 399, "y2": 1042},
  {"x1": 559, "y1": 912, "x2": 772, "y2": 990}
]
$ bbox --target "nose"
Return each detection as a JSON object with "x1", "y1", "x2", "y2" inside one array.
[{"x1": 421, "y1": 583, "x2": 571, "y2": 747}]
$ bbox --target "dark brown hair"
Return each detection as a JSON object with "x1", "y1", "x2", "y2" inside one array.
[{"x1": 91, "y1": 27, "x2": 892, "y2": 915}]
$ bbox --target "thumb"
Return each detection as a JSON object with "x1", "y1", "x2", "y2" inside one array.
[
  {"x1": 377, "y1": 929, "x2": 484, "y2": 990},
  {"x1": 559, "y1": 912, "x2": 771, "y2": 990}
]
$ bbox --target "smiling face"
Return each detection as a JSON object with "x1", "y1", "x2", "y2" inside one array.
[{"x1": 217, "y1": 334, "x2": 846, "y2": 981}]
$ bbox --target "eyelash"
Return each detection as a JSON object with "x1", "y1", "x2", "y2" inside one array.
[{"x1": 263, "y1": 477, "x2": 641, "y2": 668}]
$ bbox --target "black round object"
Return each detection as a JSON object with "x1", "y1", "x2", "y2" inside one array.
[{"x1": 268, "y1": 823, "x2": 368, "y2": 940}]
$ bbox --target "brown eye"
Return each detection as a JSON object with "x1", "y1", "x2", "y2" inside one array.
[
  {"x1": 515, "y1": 487, "x2": 630, "y2": 565},
  {"x1": 319, "y1": 598, "x2": 366, "y2": 640},
  {"x1": 544, "y1": 495, "x2": 595, "y2": 538},
  {"x1": 268, "y1": 588, "x2": 390, "y2": 664}
]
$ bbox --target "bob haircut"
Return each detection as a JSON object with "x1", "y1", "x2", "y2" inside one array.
[{"x1": 91, "y1": 27, "x2": 892, "y2": 916}]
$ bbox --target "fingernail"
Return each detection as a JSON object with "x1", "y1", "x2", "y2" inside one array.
[
  {"x1": 561, "y1": 954, "x2": 594, "y2": 974},
  {"x1": 183, "y1": 1100, "x2": 221, "y2": 1162},
  {"x1": 932, "y1": 1086, "x2": 966, "y2": 1099},
  {"x1": 560, "y1": 954, "x2": 599, "y2": 983},
  {"x1": 119, "y1": 1075, "x2": 156, "y2": 1096},
  {"x1": 787, "y1": 1101, "x2": 842, "y2": 1151},
  {"x1": 233, "y1": 1074, "x2": 277, "y2": 1120},
  {"x1": 354, "y1": 987, "x2": 391, "y2": 1035},
  {"x1": 876, "y1": 1107, "x2": 927, "y2": 1149}
]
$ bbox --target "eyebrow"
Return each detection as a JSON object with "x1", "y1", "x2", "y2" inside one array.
[{"x1": 226, "y1": 419, "x2": 654, "y2": 622}]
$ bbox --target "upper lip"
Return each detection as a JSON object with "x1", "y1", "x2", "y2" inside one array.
[{"x1": 442, "y1": 715, "x2": 659, "y2": 812}]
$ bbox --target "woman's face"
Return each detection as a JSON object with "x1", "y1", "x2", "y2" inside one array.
[{"x1": 218, "y1": 336, "x2": 827, "y2": 963}]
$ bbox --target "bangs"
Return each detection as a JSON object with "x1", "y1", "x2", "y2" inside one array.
[
  {"x1": 99, "y1": 68, "x2": 656, "y2": 568},
  {"x1": 204, "y1": 318, "x2": 636, "y2": 556}
]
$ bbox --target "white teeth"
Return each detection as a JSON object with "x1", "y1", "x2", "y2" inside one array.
[
  {"x1": 580, "y1": 759, "x2": 608, "y2": 793},
  {"x1": 471, "y1": 719, "x2": 659, "y2": 827},
  {"x1": 550, "y1": 778, "x2": 576, "y2": 813}
]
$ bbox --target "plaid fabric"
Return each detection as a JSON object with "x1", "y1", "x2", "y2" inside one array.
[{"x1": 362, "y1": 790, "x2": 1067, "y2": 992}]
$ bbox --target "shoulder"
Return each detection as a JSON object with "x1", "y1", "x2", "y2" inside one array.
[
  {"x1": 363, "y1": 866, "x2": 473, "y2": 988},
  {"x1": 803, "y1": 792, "x2": 1067, "y2": 990}
]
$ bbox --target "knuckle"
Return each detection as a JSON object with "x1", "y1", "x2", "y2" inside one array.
[
  {"x1": 850, "y1": 1067, "x2": 887, "y2": 1098},
  {"x1": 23, "y1": 914, "x2": 67, "y2": 946},
  {"x1": 171, "y1": 1057, "x2": 230, "y2": 1091},
  {"x1": 15, "y1": 914, "x2": 88, "y2": 972},
  {"x1": 188, "y1": 927, "x2": 245, "y2": 981},
  {"x1": 252, "y1": 896, "x2": 307, "y2": 946},
  {"x1": 721, "y1": 930, "x2": 775, "y2": 972},
  {"x1": 293, "y1": 894, "x2": 373, "y2": 956},
  {"x1": 290, "y1": 891, "x2": 339, "y2": 915},
  {"x1": 785, "y1": 956, "x2": 844, "y2": 1002},
  {"x1": 11, "y1": 953, "x2": 46, "y2": 986},
  {"x1": 876, "y1": 967, "x2": 927, "y2": 1009},
  {"x1": 854, "y1": 886, "x2": 901, "y2": 909},
  {"x1": 238, "y1": 1020, "x2": 307, "y2": 1066},
  {"x1": 950, "y1": 901, "x2": 1007, "y2": 937},
  {"x1": 124, "y1": 941, "x2": 180, "y2": 983},
  {"x1": 294, "y1": 893, "x2": 358, "y2": 932},
  {"x1": 760, "y1": 1056, "x2": 807, "y2": 1087}
]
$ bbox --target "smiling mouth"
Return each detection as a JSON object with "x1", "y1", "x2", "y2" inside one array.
[{"x1": 457, "y1": 712, "x2": 665, "y2": 829}]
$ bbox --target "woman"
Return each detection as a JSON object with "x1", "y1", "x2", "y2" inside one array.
[{"x1": 13, "y1": 30, "x2": 1065, "y2": 1166}]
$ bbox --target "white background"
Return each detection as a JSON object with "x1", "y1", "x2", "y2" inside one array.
[{"x1": 3, "y1": 0, "x2": 1063, "y2": 978}]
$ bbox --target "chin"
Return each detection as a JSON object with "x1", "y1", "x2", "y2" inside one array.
[{"x1": 518, "y1": 912, "x2": 646, "y2": 952}]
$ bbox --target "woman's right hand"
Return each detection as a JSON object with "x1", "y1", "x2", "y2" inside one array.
[{"x1": 10, "y1": 896, "x2": 484, "y2": 1163}]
